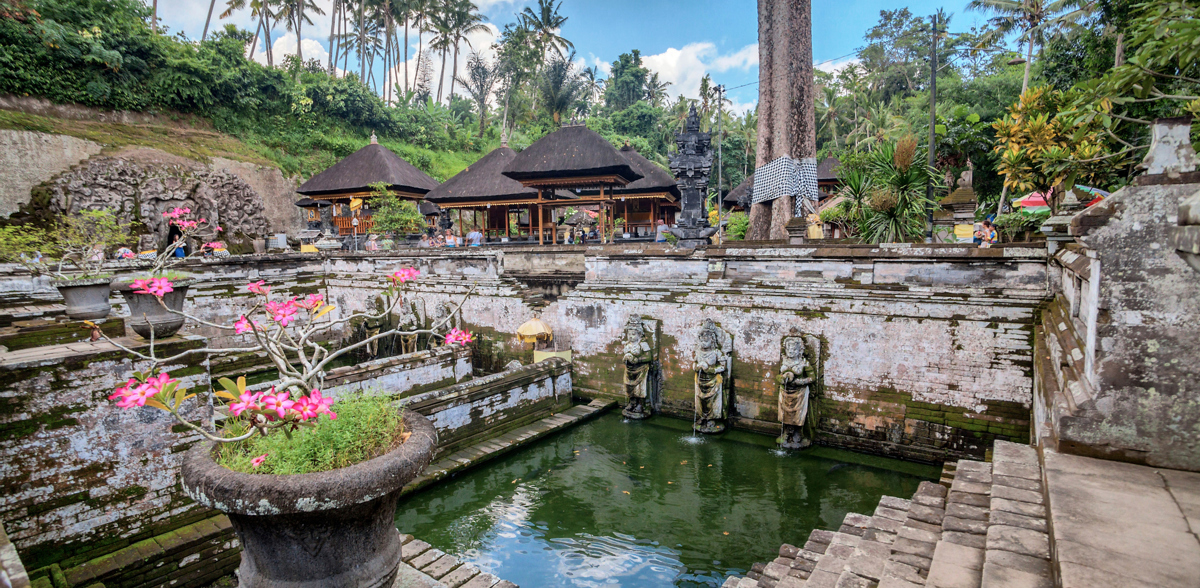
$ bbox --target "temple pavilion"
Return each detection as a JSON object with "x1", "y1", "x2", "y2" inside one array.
[
  {"x1": 574, "y1": 144, "x2": 681, "y2": 238},
  {"x1": 295, "y1": 135, "x2": 439, "y2": 236},
  {"x1": 500, "y1": 124, "x2": 644, "y2": 244},
  {"x1": 422, "y1": 145, "x2": 577, "y2": 242}
]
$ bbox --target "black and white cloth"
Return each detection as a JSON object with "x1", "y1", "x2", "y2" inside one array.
[{"x1": 750, "y1": 156, "x2": 819, "y2": 208}]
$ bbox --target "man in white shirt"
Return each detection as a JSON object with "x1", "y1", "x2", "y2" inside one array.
[
  {"x1": 655, "y1": 220, "x2": 669, "y2": 243},
  {"x1": 466, "y1": 226, "x2": 483, "y2": 247}
]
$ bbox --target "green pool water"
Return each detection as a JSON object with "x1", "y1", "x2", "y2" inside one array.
[{"x1": 395, "y1": 411, "x2": 938, "y2": 587}]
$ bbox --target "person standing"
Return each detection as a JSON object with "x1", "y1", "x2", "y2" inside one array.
[
  {"x1": 655, "y1": 220, "x2": 669, "y2": 243},
  {"x1": 980, "y1": 220, "x2": 998, "y2": 248},
  {"x1": 466, "y1": 226, "x2": 483, "y2": 247}
]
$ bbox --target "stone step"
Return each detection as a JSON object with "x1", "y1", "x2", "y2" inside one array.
[
  {"x1": 879, "y1": 481, "x2": 947, "y2": 586},
  {"x1": 926, "y1": 459, "x2": 989, "y2": 588},
  {"x1": 980, "y1": 441, "x2": 1051, "y2": 588}
]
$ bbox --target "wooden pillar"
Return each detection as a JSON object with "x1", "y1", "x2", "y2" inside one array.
[
  {"x1": 457, "y1": 209, "x2": 463, "y2": 237},
  {"x1": 538, "y1": 204, "x2": 544, "y2": 245},
  {"x1": 505, "y1": 205, "x2": 510, "y2": 240}
]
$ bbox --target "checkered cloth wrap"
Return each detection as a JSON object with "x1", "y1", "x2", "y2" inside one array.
[{"x1": 750, "y1": 156, "x2": 819, "y2": 205}]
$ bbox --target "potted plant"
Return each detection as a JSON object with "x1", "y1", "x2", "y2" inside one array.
[
  {"x1": 101, "y1": 268, "x2": 476, "y2": 588},
  {"x1": 114, "y1": 207, "x2": 224, "y2": 339},
  {"x1": 0, "y1": 209, "x2": 133, "y2": 320}
]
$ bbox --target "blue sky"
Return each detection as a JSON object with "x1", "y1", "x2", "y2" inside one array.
[{"x1": 161, "y1": 0, "x2": 992, "y2": 113}]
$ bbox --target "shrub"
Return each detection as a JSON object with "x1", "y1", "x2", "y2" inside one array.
[
  {"x1": 214, "y1": 393, "x2": 406, "y2": 475},
  {"x1": 726, "y1": 211, "x2": 750, "y2": 240}
]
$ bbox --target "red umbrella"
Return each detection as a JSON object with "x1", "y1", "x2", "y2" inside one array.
[{"x1": 1014, "y1": 192, "x2": 1049, "y2": 208}]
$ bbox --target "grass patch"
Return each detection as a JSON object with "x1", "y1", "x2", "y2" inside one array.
[{"x1": 214, "y1": 393, "x2": 407, "y2": 475}]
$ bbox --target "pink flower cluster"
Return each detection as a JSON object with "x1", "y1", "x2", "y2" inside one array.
[
  {"x1": 162, "y1": 207, "x2": 191, "y2": 219},
  {"x1": 234, "y1": 315, "x2": 258, "y2": 334},
  {"x1": 202, "y1": 242, "x2": 225, "y2": 250},
  {"x1": 265, "y1": 299, "x2": 299, "y2": 326},
  {"x1": 228, "y1": 387, "x2": 337, "y2": 422},
  {"x1": 131, "y1": 277, "x2": 174, "y2": 297},
  {"x1": 445, "y1": 328, "x2": 473, "y2": 346},
  {"x1": 390, "y1": 267, "x2": 420, "y2": 284},
  {"x1": 108, "y1": 373, "x2": 176, "y2": 408},
  {"x1": 295, "y1": 293, "x2": 324, "y2": 310},
  {"x1": 247, "y1": 280, "x2": 271, "y2": 295}
]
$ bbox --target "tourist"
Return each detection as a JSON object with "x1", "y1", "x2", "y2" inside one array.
[
  {"x1": 467, "y1": 226, "x2": 483, "y2": 247},
  {"x1": 980, "y1": 220, "x2": 998, "y2": 248},
  {"x1": 364, "y1": 234, "x2": 379, "y2": 251},
  {"x1": 655, "y1": 220, "x2": 669, "y2": 243},
  {"x1": 418, "y1": 234, "x2": 431, "y2": 248},
  {"x1": 444, "y1": 230, "x2": 459, "y2": 247}
]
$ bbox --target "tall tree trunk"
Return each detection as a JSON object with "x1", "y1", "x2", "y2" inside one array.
[
  {"x1": 748, "y1": 0, "x2": 815, "y2": 241},
  {"x1": 403, "y1": 16, "x2": 410, "y2": 94},
  {"x1": 202, "y1": 0, "x2": 217, "y2": 41},
  {"x1": 358, "y1": 0, "x2": 366, "y2": 82},
  {"x1": 328, "y1": 0, "x2": 338, "y2": 73},
  {"x1": 414, "y1": 19, "x2": 424, "y2": 93},
  {"x1": 436, "y1": 47, "x2": 447, "y2": 103},
  {"x1": 249, "y1": 16, "x2": 262, "y2": 59},
  {"x1": 151, "y1": 0, "x2": 158, "y2": 33},
  {"x1": 449, "y1": 43, "x2": 460, "y2": 102},
  {"x1": 1022, "y1": 36, "x2": 1033, "y2": 94},
  {"x1": 296, "y1": 10, "x2": 304, "y2": 74},
  {"x1": 264, "y1": 11, "x2": 274, "y2": 66}
]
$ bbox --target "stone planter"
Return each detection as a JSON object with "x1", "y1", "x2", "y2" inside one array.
[
  {"x1": 181, "y1": 413, "x2": 437, "y2": 588},
  {"x1": 113, "y1": 279, "x2": 193, "y2": 339},
  {"x1": 53, "y1": 277, "x2": 113, "y2": 320}
]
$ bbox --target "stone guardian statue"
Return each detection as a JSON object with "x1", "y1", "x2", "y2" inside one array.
[
  {"x1": 778, "y1": 336, "x2": 816, "y2": 449},
  {"x1": 621, "y1": 316, "x2": 657, "y2": 420},
  {"x1": 693, "y1": 319, "x2": 733, "y2": 434}
]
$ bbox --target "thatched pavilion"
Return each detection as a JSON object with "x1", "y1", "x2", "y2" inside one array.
[
  {"x1": 423, "y1": 146, "x2": 577, "y2": 242},
  {"x1": 501, "y1": 124, "x2": 643, "y2": 244},
  {"x1": 296, "y1": 136, "x2": 439, "y2": 235},
  {"x1": 575, "y1": 144, "x2": 680, "y2": 238}
]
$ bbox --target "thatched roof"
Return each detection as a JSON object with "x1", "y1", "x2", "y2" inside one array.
[
  {"x1": 817, "y1": 156, "x2": 842, "y2": 182},
  {"x1": 724, "y1": 175, "x2": 753, "y2": 204},
  {"x1": 503, "y1": 125, "x2": 642, "y2": 186},
  {"x1": 294, "y1": 198, "x2": 332, "y2": 207},
  {"x1": 296, "y1": 142, "x2": 439, "y2": 197},
  {"x1": 419, "y1": 201, "x2": 441, "y2": 216},
  {"x1": 425, "y1": 147, "x2": 538, "y2": 203},
  {"x1": 578, "y1": 145, "x2": 679, "y2": 198}
]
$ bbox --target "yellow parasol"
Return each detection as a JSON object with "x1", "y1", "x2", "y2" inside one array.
[{"x1": 517, "y1": 317, "x2": 553, "y2": 344}]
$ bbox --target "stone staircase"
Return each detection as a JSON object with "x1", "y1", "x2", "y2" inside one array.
[{"x1": 722, "y1": 441, "x2": 1051, "y2": 588}]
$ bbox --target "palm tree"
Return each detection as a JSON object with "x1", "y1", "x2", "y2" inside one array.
[
  {"x1": 221, "y1": 0, "x2": 276, "y2": 64},
  {"x1": 455, "y1": 51, "x2": 498, "y2": 137},
  {"x1": 816, "y1": 86, "x2": 844, "y2": 149},
  {"x1": 430, "y1": 4, "x2": 452, "y2": 103},
  {"x1": 202, "y1": 0, "x2": 218, "y2": 41},
  {"x1": 410, "y1": 0, "x2": 434, "y2": 94},
  {"x1": 581, "y1": 65, "x2": 603, "y2": 104},
  {"x1": 444, "y1": 0, "x2": 488, "y2": 103},
  {"x1": 645, "y1": 72, "x2": 671, "y2": 107},
  {"x1": 277, "y1": 0, "x2": 324, "y2": 73},
  {"x1": 735, "y1": 108, "x2": 757, "y2": 177},
  {"x1": 967, "y1": 0, "x2": 1092, "y2": 93},
  {"x1": 536, "y1": 53, "x2": 585, "y2": 123},
  {"x1": 519, "y1": 0, "x2": 573, "y2": 61}
]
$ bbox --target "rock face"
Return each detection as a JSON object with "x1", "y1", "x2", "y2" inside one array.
[
  {"x1": 0, "y1": 130, "x2": 102, "y2": 218},
  {"x1": 29, "y1": 148, "x2": 275, "y2": 245}
]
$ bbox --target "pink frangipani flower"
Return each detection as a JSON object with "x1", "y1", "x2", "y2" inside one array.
[
  {"x1": 389, "y1": 267, "x2": 420, "y2": 284},
  {"x1": 295, "y1": 294, "x2": 324, "y2": 310},
  {"x1": 234, "y1": 315, "x2": 255, "y2": 335},
  {"x1": 260, "y1": 389, "x2": 294, "y2": 420},
  {"x1": 250, "y1": 454, "x2": 268, "y2": 468},
  {"x1": 130, "y1": 279, "x2": 152, "y2": 295},
  {"x1": 444, "y1": 328, "x2": 473, "y2": 347},
  {"x1": 145, "y1": 278, "x2": 174, "y2": 297},
  {"x1": 228, "y1": 390, "x2": 262, "y2": 417},
  {"x1": 265, "y1": 299, "x2": 299, "y2": 327},
  {"x1": 246, "y1": 280, "x2": 270, "y2": 296}
]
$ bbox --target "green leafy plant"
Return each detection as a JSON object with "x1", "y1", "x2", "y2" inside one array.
[
  {"x1": 214, "y1": 393, "x2": 407, "y2": 475},
  {"x1": 994, "y1": 210, "x2": 1051, "y2": 242},
  {"x1": 856, "y1": 137, "x2": 940, "y2": 243},
  {"x1": 725, "y1": 211, "x2": 750, "y2": 240},
  {"x1": 368, "y1": 182, "x2": 427, "y2": 235},
  {"x1": 0, "y1": 208, "x2": 132, "y2": 280}
]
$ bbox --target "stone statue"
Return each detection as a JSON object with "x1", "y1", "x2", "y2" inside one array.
[
  {"x1": 621, "y1": 315, "x2": 656, "y2": 420},
  {"x1": 391, "y1": 300, "x2": 420, "y2": 354},
  {"x1": 778, "y1": 336, "x2": 816, "y2": 449},
  {"x1": 693, "y1": 319, "x2": 733, "y2": 434},
  {"x1": 364, "y1": 295, "x2": 388, "y2": 358},
  {"x1": 958, "y1": 160, "x2": 975, "y2": 190}
]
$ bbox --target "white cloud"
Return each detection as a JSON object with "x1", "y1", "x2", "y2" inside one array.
[
  {"x1": 711, "y1": 43, "x2": 759, "y2": 72},
  {"x1": 253, "y1": 33, "x2": 329, "y2": 67},
  {"x1": 816, "y1": 56, "x2": 861, "y2": 75},
  {"x1": 589, "y1": 54, "x2": 612, "y2": 77},
  {"x1": 387, "y1": 23, "x2": 500, "y2": 103}
]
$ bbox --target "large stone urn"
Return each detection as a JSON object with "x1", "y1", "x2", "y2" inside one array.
[
  {"x1": 181, "y1": 412, "x2": 437, "y2": 588},
  {"x1": 113, "y1": 279, "x2": 193, "y2": 339},
  {"x1": 52, "y1": 277, "x2": 113, "y2": 320}
]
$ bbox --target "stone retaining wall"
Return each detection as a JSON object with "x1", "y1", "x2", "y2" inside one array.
[{"x1": 0, "y1": 336, "x2": 212, "y2": 575}]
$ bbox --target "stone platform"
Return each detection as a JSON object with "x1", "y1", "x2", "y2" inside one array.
[{"x1": 720, "y1": 440, "x2": 1200, "y2": 588}]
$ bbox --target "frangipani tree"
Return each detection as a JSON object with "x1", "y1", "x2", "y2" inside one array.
[{"x1": 101, "y1": 268, "x2": 475, "y2": 444}]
